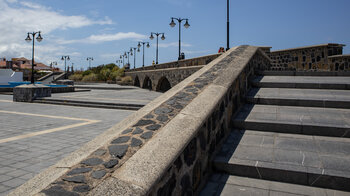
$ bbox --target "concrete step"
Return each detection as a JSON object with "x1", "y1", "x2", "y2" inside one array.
[
  {"x1": 233, "y1": 104, "x2": 350, "y2": 138},
  {"x1": 251, "y1": 76, "x2": 350, "y2": 90},
  {"x1": 246, "y1": 88, "x2": 350, "y2": 109},
  {"x1": 33, "y1": 98, "x2": 143, "y2": 111},
  {"x1": 200, "y1": 173, "x2": 350, "y2": 196},
  {"x1": 213, "y1": 130, "x2": 350, "y2": 192},
  {"x1": 255, "y1": 70, "x2": 350, "y2": 76}
]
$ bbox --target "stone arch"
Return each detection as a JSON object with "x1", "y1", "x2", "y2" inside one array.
[
  {"x1": 134, "y1": 76, "x2": 140, "y2": 87},
  {"x1": 156, "y1": 77, "x2": 171, "y2": 92},
  {"x1": 142, "y1": 76, "x2": 152, "y2": 90}
]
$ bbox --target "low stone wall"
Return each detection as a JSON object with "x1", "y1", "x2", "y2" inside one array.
[
  {"x1": 268, "y1": 43, "x2": 345, "y2": 71},
  {"x1": 9, "y1": 46, "x2": 270, "y2": 196},
  {"x1": 126, "y1": 54, "x2": 221, "y2": 72},
  {"x1": 328, "y1": 54, "x2": 350, "y2": 71}
]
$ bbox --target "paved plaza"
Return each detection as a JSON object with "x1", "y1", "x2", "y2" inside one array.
[{"x1": 0, "y1": 85, "x2": 161, "y2": 195}]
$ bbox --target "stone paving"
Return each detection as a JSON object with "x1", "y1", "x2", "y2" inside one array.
[
  {"x1": 0, "y1": 86, "x2": 161, "y2": 196},
  {"x1": 44, "y1": 87, "x2": 162, "y2": 105}
]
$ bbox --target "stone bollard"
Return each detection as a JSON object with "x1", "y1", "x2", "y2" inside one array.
[{"x1": 13, "y1": 84, "x2": 51, "y2": 102}]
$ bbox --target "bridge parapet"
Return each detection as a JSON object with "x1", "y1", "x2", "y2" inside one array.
[
  {"x1": 9, "y1": 46, "x2": 271, "y2": 196},
  {"x1": 126, "y1": 53, "x2": 221, "y2": 72}
]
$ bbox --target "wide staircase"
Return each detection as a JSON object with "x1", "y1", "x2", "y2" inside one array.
[{"x1": 201, "y1": 72, "x2": 350, "y2": 195}]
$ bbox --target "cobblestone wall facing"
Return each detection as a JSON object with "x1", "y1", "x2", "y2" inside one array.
[
  {"x1": 328, "y1": 55, "x2": 350, "y2": 71},
  {"x1": 269, "y1": 44, "x2": 344, "y2": 71}
]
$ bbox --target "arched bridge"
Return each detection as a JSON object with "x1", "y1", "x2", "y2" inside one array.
[{"x1": 125, "y1": 54, "x2": 221, "y2": 92}]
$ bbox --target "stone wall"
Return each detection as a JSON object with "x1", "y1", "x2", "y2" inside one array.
[
  {"x1": 328, "y1": 54, "x2": 350, "y2": 71},
  {"x1": 9, "y1": 46, "x2": 270, "y2": 196},
  {"x1": 268, "y1": 43, "x2": 345, "y2": 71},
  {"x1": 125, "y1": 66, "x2": 203, "y2": 91},
  {"x1": 126, "y1": 54, "x2": 220, "y2": 72}
]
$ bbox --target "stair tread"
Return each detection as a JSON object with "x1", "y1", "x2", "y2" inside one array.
[
  {"x1": 234, "y1": 104, "x2": 350, "y2": 129},
  {"x1": 247, "y1": 88, "x2": 350, "y2": 102},
  {"x1": 252, "y1": 76, "x2": 350, "y2": 85},
  {"x1": 200, "y1": 173, "x2": 350, "y2": 196},
  {"x1": 213, "y1": 130, "x2": 350, "y2": 191}
]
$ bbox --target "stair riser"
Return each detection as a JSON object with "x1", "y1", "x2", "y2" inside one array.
[
  {"x1": 213, "y1": 162, "x2": 350, "y2": 192},
  {"x1": 246, "y1": 97, "x2": 350, "y2": 109},
  {"x1": 252, "y1": 82, "x2": 350, "y2": 90},
  {"x1": 233, "y1": 121, "x2": 350, "y2": 138}
]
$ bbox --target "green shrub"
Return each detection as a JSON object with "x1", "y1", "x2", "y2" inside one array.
[
  {"x1": 69, "y1": 73, "x2": 83, "y2": 81},
  {"x1": 82, "y1": 73, "x2": 98, "y2": 82},
  {"x1": 82, "y1": 70, "x2": 92, "y2": 76}
]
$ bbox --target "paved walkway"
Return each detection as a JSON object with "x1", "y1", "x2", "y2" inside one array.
[{"x1": 0, "y1": 86, "x2": 161, "y2": 195}]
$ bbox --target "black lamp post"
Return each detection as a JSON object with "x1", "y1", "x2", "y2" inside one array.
[
  {"x1": 169, "y1": 17, "x2": 190, "y2": 60},
  {"x1": 61, "y1": 55, "x2": 70, "y2": 79},
  {"x1": 130, "y1": 47, "x2": 137, "y2": 69},
  {"x1": 50, "y1": 62, "x2": 57, "y2": 71},
  {"x1": 87, "y1": 57, "x2": 93, "y2": 70},
  {"x1": 226, "y1": 0, "x2": 230, "y2": 51},
  {"x1": 123, "y1": 52, "x2": 129, "y2": 68},
  {"x1": 25, "y1": 31, "x2": 43, "y2": 84},
  {"x1": 150, "y1": 32, "x2": 165, "y2": 64},
  {"x1": 137, "y1": 42, "x2": 150, "y2": 67},
  {"x1": 116, "y1": 60, "x2": 122, "y2": 67}
]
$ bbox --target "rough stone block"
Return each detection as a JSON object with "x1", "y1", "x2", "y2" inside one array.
[
  {"x1": 13, "y1": 84, "x2": 51, "y2": 102},
  {"x1": 55, "y1": 80, "x2": 74, "y2": 85}
]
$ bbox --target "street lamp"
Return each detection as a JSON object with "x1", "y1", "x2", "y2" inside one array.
[
  {"x1": 126, "y1": 51, "x2": 131, "y2": 69},
  {"x1": 130, "y1": 47, "x2": 137, "y2": 69},
  {"x1": 226, "y1": 0, "x2": 230, "y2": 51},
  {"x1": 25, "y1": 31, "x2": 43, "y2": 84},
  {"x1": 169, "y1": 17, "x2": 190, "y2": 60},
  {"x1": 86, "y1": 57, "x2": 93, "y2": 70},
  {"x1": 120, "y1": 55, "x2": 125, "y2": 67},
  {"x1": 137, "y1": 41, "x2": 150, "y2": 67},
  {"x1": 50, "y1": 62, "x2": 57, "y2": 71},
  {"x1": 123, "y1": 52, "x2": 129, "y2": 68},
  {"x1": 116, "y1": 60, "x2": 122, "y2": 67},
  {"x1": 150, "y1": 32, "x2": 165, "y2": 64},
  {"x1": 61, "y1": 55, "x2": 70, "y2": 79}
]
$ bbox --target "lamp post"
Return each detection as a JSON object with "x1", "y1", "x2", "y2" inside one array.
[
  {"x1": 123, "y1": 52, "x2": 129, "y2": 68},
  {"x1": 130, "y1": 47, "x2": 137, "y2": 69},
  {"x1": 226, "y1": 0, "x2": 230, "y2": 51},
  {"x1": 137, "y1": 42, "x2": 150, "y2": 67},
  {"x1": 86, "y1": 57, "x2": 93, "y2": 70},
  {"x1": 61, "y1": 55, "x2": 70, "y2": 79},
  {"x1": 120, "y1": 55, "x2": 125, "y2": 67},
  {"x1": 150, "y1": 32, "x2": 165, "y2": 64},
  {"x1": 50, "y1": 61, "x2": 57, "y2": 71},
  {"x1": 169, "y1": 17, "x2": 190, "y2": 60},
  {"x1": 25, "y1": 31, "x2": 43, "y2": 84},
  {"x1": 126, "y1": 51, "x2": 131, "y2": 69},
  {"x1": 116, "y1": 60, "x2": 122, "y2": 67}
]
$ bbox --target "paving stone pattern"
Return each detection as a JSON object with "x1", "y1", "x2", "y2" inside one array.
[
  {"x1": 41, "y1": 46, "x2": 267, "y2": 195},
  {"x1": 0, "y1": 95, "x2": 135, "y2": 196}
]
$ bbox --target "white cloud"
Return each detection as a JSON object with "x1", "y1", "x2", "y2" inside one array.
[
  {"x1": 100, "y1": 53, "x2": 122, "y2": 59},
  {"x1": 61, "y1": 32, "x2": 147, "y2": 44},
  {"x1": 158, "y1": 42, "x2": 192, "y2": 48},
  {"x1": 0, "y1": 0, "x2": 113, "y2": 65}
]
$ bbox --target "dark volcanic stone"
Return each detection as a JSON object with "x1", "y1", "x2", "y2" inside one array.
[
  {"x1": 140, "y1": 132, "x2": 153, "y2": 139},
  {"x1": 91, "y1": 170, "x2": 106, "y2": 179},
  {"x1": 81, "y1": 158, "x2": 103, "y2": 166},
  {"x1": 42, "y1": 186, "x2": 79, "y2": 196},
  {"x1": 133, "y1": 120, "x2": 155, "y2": 126},
  {"x1": 94, "y1": 149, "x2": 106, "y2": 156},
  {"x1": 132, "y1": 127, "x2": 144, "y2": 135},
  {"x1": 63, "y1": 175, "x2": 86, "y2": 183},
  {"x1": 73, "y1": 185, "x2": 90, "y2": 192},
  {"x1": 108, "y1": 145, "x2": 128, "y2": 158},
  {"x1": 122, "y1": 128, "x2": 133, "y2": 134},
  {"x1": 111, "y1": 136, "x2": 130, "y2": 144},
  {"x1": 174, "y1": 104, "x2": 184, "y2": 109},
  {"x1": 131, "y1": 138, "x2": 143, "y2": 147},
  {"x1": 67, "y1": 167, "x2": 92, "y2": 176},
  {"x1": 154, "y1": 107, "x2": 173, "y2": 115},
  {"x1": 103, "y1": 159, "x2": 119, "y2": 168},
  {"x1": 144, "y1": 114, "x2": 154, "y2": 119},
  {"x1": 146, "y1": 124, "x2": 161, "y2": 131},
  {"x1": 156, "y1": 115, "x2": 169, "y2": 122}
]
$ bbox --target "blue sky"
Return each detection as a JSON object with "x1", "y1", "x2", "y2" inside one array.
[{"x1": 1, "y1": 0, "x2": 349, "y2": 70}]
